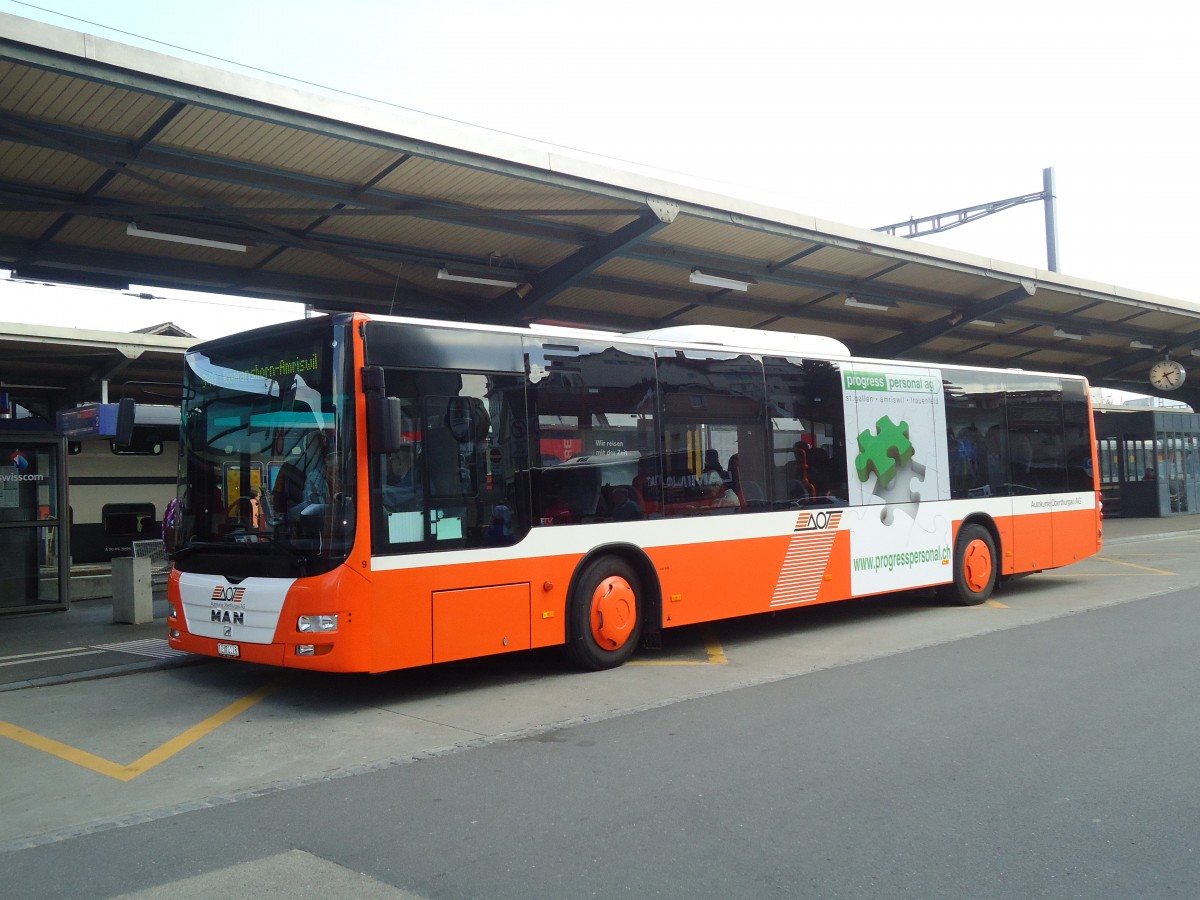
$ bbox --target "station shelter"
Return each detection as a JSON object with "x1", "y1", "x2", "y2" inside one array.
[
  {"x1": 1095, "y1": 408, "x2": 1200, "y2": 519},
  {"x1": 0, "y1": 415, "x2": 69, "y2": 613}
]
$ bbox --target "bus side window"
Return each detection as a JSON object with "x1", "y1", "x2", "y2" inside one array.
[
  {"x1": 524, "y1": 335, "x2": 659, "y2": 527},
  {"x1": 762, "y1": 357, "x2": 847, "y2": 508},
  {"x1": 656, "y1": 351, "x2": 764, "y2": 517}
]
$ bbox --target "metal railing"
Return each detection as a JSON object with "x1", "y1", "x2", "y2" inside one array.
[{"x1": 131, "y1": 539, "x2": 171, "y2": 586}]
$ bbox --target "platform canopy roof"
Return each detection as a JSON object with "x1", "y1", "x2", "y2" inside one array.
[
  {"x1": 0, "y1": 320, "x2": 192, "y2": 417},
  {"x1": 3, "y1": 12, "x2": 1200, "y2": 409}
]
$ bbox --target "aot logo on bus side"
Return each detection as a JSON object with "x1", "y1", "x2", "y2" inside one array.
[{"x1": 799, "y1": 509, "x2": 837, "y2": 531}]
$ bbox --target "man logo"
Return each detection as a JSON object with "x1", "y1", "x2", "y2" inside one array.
[
  {"x1": 211, "y1": 586, "x2": 246, "y2": 602},
  {"x1": 224, "y1": 625, "x2": 232, "y2": 637}
]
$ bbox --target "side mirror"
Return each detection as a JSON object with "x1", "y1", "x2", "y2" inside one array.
[
  {"x1": 366, "y1": 395, "x2": 407, "y2": 453},
  {"x1": 364, "y1": 366, "x2": 408, "y2": 453}
]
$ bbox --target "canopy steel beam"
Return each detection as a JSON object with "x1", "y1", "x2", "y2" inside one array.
[
  {"x1": 501, "y1": 209, "x2": 677, "y2": 324},
  {"x1": 869, "y1": 282, "x2": 1037, "y2": 358}
]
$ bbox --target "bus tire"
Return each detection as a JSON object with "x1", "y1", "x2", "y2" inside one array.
[
  {"x1": 565, "y1": 556, "x2": 643, "y2": 670},
  {"x1": 937, "y1": 523, "x2": 997, "y2": 606}
]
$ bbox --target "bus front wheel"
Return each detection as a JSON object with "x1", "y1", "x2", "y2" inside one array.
[
  {"x1": 938, "y1": 523, "x2": 997, "y2": 606},
  {"x1": 565, "y1": 556, "x2": 643, "y2": 670}
]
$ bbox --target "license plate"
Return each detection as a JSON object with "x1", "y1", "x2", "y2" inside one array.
[{"x1": 217, "y1": 642, "x2": 240, "y2": 658}]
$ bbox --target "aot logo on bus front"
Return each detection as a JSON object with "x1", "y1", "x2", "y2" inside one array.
[{"x1": 210, "y1": 586, "x2": 245, "y2": 603}]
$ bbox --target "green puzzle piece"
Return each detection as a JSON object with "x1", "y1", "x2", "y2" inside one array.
[{"x1": 855, "y1": 414, "x2": 914, "y2": 487}]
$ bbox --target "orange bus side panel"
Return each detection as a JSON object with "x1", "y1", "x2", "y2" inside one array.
[
  {"x1": 651, "y1": 532, "x2": 797, "y2": 628},
  {"x1": 1053, "y1": 506, "x2": 1103, "y2": 568},
  {"x1": 991, "y1": 515, "x2": 1016, "y2": 576},
  {"x1": 368, "y1": 555, "x2": 578, "y2": 669},
  {"x1": 1009, "y1": 511, "x2": 1055, "y2": 573},
  {"x1": 368, "y1": 570, "x2": 435, "y2": 671},
  {"x1": 814, "y1": 530, "x2": 853, "y2": 603},
  {"x1": 433, "y1": 583, "x2": 532, "y2": 663}
]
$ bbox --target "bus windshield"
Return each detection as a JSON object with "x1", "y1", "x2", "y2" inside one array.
[{"x1": 174, "y1": 318, "x2": 355, "y2": 577}]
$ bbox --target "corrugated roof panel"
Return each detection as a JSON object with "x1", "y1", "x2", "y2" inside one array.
[
  {"x1": 546, "y1": 289, "x2": 680, "y2": 321},
  {"x1": 0, "y1": 140, "x2": 105, "y2": 190},
  {"x1": 313, "y1": 214, "x2": 574, "y2": 269},
  {"x1": 1070, "y1": 301, "x2": 1151, "y2": 325},
  {"x1": 667, "y1": 305, "x2": 780, "y2": 330},
  {"x1": 1006, "y1": 296, "x2": 1092, "y2": 319},
  {"x1": 1099, "y1": 309, "x2": 1197, "y2": 333},
  {"x1": 377, "y1": 157, "x2": 628, "y2": 210},
  {"x1": 593, "y1": 256, "x2": 692, "y2": 288},
  {"x1": 96, "y1": 168, "x2": 274, "y2": 207},
  {"x1": 782, "y1": 246, "x2": 898, "y2": 282},
  {"x1": 656, "y1": 216, "x2": 803, "y2": 261},
  {"x1": 258, "y1": 246, "x2": 396, "y2": 282},
  {"x1": 0, "y1": 64, "x2": 172, "y2": 135},
  {"x1": 870, "y1": 259, "x2": 987, "y2": 294},
  {"x1": 159, "y1": 108, "x2": 398, "y2": 184},
  {"x1": 774, "y1": 317, "x2": 879, "y2": 350},
  {"x1": 0, "y1": 209, "x2": 58, "y2": 240}
]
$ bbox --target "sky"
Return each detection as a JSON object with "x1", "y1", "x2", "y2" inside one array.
[{"x1": 1, "y1": 0, "x2": 1198, "y2": 340}]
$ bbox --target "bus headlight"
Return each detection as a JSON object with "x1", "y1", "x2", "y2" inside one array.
[{"x1": 297, "y1": 614, "x2": 339, "y2": 633}]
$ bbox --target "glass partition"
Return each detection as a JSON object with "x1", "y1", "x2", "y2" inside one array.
[{"x1": 0, "y1": 437, "x2": 68, "y2": 613}]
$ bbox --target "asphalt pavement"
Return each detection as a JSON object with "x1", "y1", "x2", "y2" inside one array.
[{"x1": 1, "y1": 514, "x2": 1193, "y2": 692}]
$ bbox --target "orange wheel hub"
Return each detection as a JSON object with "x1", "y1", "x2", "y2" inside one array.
[
  {"x1": 962, "y1": 538, "x2": 993, "y2": 593},
  {"x1": 590, "y1": 576, "x2": 637, "y2": 651}
]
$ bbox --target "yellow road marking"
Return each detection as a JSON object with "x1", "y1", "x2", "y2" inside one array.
[
  {"x1": 985, "y1": 598, "x2": 1008, "y2": 609},
  {"x1": 706, "y1": 634, "x2": 729, "y2": 664},
  {"x1": 628, "y1": 660, "x2": 710, "y2": 666},
  {"x1": 1093, "y1": 556, "x2": 1175, "y2": 576},
  {"x1": 0, "y1": 676, "x2": 287, "y2": 782},
  {"x1": 629, "y1": 631, "x2": 728, "y2": 666}
]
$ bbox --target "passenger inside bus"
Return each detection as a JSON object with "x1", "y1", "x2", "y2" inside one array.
[
  {"x1": 301, "y1": 430, "x2": 331, "y2": 507},
  {"x1": 729, "y1": 453, "x2": 766, "y2": 507},
  {"x1": 809, "y1": 445, "x2": 835, "y2": 485},
  {"x1": 226, "y1": 494, "x2": 259, "y2": 533},
  {"x1": 702, "y1": 448, "x2": 728, "y2": 482},
  {"x1": 485, "y1": 504, "x2": 514, "y2": 543},
  {"x1": 382, "y1": 444, "x2": 422, "y2": 511},
  {"x1": 785, "y1": 442, "x2": 815, "y2": 500},
  {"x1": 270, "y1": 460, "x2": 305, "y2": 522},
  {"x1": 704, "y1": 469, "x2": 740, "y2": 508},
  {"x1": 607, "y1": 485, "x2": 643, "y2": 520},
  {"x1": 539, "y1": 493, "x2": 573, "y2": 525},
  {"x1": 244, "y1": 488, "x2": 265, "y2": 531}
]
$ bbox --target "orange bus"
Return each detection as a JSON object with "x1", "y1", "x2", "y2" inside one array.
[{"x1": 166, "y1": 314, "x2": 1102, "y2": 672}]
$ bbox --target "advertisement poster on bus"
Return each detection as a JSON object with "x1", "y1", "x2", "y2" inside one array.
[{"x1": 841, "y1": 365, "x2": 953, "y2": 595}]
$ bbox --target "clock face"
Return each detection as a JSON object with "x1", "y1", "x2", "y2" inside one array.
[{"x1": 1149, "y1": 359, "x2": 1186, "y2": 391}]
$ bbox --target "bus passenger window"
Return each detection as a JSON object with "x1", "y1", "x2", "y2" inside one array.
[{"x1": 524, "y1": 335, "x2": 659, "y2": 525}]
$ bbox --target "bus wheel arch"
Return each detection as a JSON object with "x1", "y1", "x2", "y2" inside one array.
[
  {"x1": 564, "y1": 545, "x2": 660, "y2": 670},
  {"x1": 937, "y1": 517, "x2": 1000, "y2": 606}
]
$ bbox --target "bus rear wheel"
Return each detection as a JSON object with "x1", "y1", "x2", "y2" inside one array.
[
  {"x1": 937, "y1": 523, "x2": 997, "y2": 606},
  {"x1": 565, "y1": 556, "x2": 643, "y2": 670}
]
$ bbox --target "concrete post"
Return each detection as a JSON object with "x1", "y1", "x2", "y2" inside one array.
[{"x1": 112, "y1": 556, "x2": 153, "y2": 625}]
